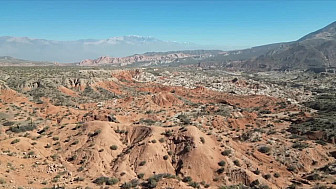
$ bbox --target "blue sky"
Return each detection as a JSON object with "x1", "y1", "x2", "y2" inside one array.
[{"x1": 0, "y1": 0, "x2": 336, "y2": 49}]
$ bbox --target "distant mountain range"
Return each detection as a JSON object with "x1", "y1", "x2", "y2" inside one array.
[
  {"x1": 0, "y1": 35, "x2": 203, "y2": 62},
  {"x1": 1, "y1": 21, "x2": 336, "y2": 71}
]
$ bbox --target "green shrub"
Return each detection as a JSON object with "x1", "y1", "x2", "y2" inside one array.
[
  {"x1": 263, "y1": 174, "x2": 271, "y2": 180},
  {"x1": 3, "y1": 121, "x2": 15, "y2": 126},
  {"x1": 233, "y1": 160, "x2": 241, "y2": 167},
  {"x1": 139, "y1": 161, "x2": 146, "y2": 166},
  {"x1": 71, "y1": 140, "x2": 79, "y2": 145},
  {"x1": 182, "y1": 176, "x2": 192, "y2": 183},
  {"x1": 106, "y1": 178, "x2": 119, "y2": 185},
  {"x1": 287, "y1": 165, "x2": 296, "y2": 172},
  {"x1": 274, "y1": 172, "x2": 280, "y2": 178},
  {"x1": 11, "y1": 138, "x2": 20, "y2": 144},
  {"x1": 221, "y1": 149, "x2": 231, "y2": 156},
  {"x1": 200, "y1": 137, "x2": 205, "y2": 144},
  {"x1": 217, "y1": 168, "x2": 225, "y2": 174},
  {"x1": 0, "y1": 178, "x2": 6, "y2": 184},
  {"x1": 253, "y1": 169, "x2": 260, "y2": 175},
  {"x1": 137, "y1": 173, "x2": 145, "y2": 179},
  {"x1": 292, "y1": 142, "x2": 309, "y2": 150},
  {"x1": 120, "y1": 179, "x2": 138, "y2": 189},
  {"x1": 110, "y1": 145, "x2": 118, "y2": 150},
  {"x1": 218, "y1": 160, "x2": 226, "y2": 166},
  {"x1": 93, "y1": 176, "x2": 118, "y2": 185},
  {"x1": 177, "y1": 114, "x2": 191, "y2": 125},
  {"x1": 8, "y1": 125, "x2": 36, "y2": 133},
  {"x1": 258, "y1": 146, "x2": 271, "y2": 154},
  {"x1": 189, "y1": 181, "x2": 200, "y2": 188}
]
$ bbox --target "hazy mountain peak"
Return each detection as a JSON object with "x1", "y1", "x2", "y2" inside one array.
[
  {"x1": 0, "y1": 35, "x2": 203, "y2": 62},
  {"x1": 299, "y1": 21, "x2": 336, "y2": 41}
]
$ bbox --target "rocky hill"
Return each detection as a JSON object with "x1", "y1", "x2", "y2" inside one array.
[
  {"x1": 78, "y1": 53, "x2": 194, "y2": 66},
  {"x1": 238, "y1": 22, "x2": 336, "y2": 71}
]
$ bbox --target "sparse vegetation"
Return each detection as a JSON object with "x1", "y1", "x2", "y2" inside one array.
[
  {"x1": 218, "y1": 160, "x2": 226, "y2": 166},
  {"x1": 11, "y1": 138, "x2": 20, "y2": 144},
  {"x1": 139, "y1": 161, "x2": 146, "y2": 166},
  {"x1": 93, "y1": 176, "x2": 119, "y2": 185},
  {"x1": 110, "y1": 145, "x2": 118, "y2": 150},
  {"x1": 221, "y1": 149, "x2": 232, "y2": 156}
]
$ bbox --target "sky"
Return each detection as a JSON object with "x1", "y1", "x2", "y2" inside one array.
[{"x1": 0, "y1": 0, "x2": 336, "y2": 49}]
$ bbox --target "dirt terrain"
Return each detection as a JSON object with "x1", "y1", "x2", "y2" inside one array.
[{"x1": 0, "y1": 67, "x2": 335, "y2": 189}]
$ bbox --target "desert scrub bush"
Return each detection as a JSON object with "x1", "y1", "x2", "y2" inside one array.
[
  {"x1": 50, "y1": 154, "x2": 59, "y2": 161},
  {"x1": 8, "y1": 124, "x2": 36, "y2": 133},
  {"x1": 263, "y1": 174, "x2": 271, "y2": 180},
  {"x1": 28, "y1": 151, "x2": 35, "y2": 156},
  {"x1": 221, "y1": 149, "x2": 232, "y2": 156},
  {"x1": 110, "y1": 145, "x2": 118, "y2": 150},
  {"x1": 258, "y1": 146, "x2": 271, "y2": 154},
  {"x1": 182, "y1": 176, "x2": 192, "y2": 183},
  {"x1": 189, "y1": 181, "x2": 200, "y2": 188},
  {"x1": 88, "y1": 129, "x2": 102, "y2": 137},
  {"x1": 140, "y1": 118, "x2": 156, "y2": 126},
  {"x1": 306, "y1": 173, "x2": 321, "y2": 181},
  {"x1": 68, "y1": 154, "x2": 77, "y2": 161},
  {"x1": 218, "y1": 160, "x2": 226, "y2": 166},
  {"x1": 93, "y1": 176, "x2": 118, "y2": 185},
  {"x1": 0, "y1": 178, "x2": 6, "y2": 184},
  {"x1": 139, "y1": 160, "x2": 146, "y2": 166},
  {"x1": 71, "y1": 140, "x2": 79, "y2": 145},
  {"x1": 11, "y1": 138, "x2": 20, "y2": 144},
  {"x1": 253, "y1": 169, "x2": 260, "y2": 175},
  {"x1": 292, "y1": 142, "x2": 309, "y2": 150},
  {"x1": 74, "y1": 177, "x2": 84, "y2": 182},
  {"x1": 287, "y1": 165, "x2": 296, "y2": 172},
  {"x1": 200, "y1": 137, "x2": 205, "y2": 144},
  {"x1": 184, "y1": 145, "x2": 192, "y2": 152},
  {"x1": 259, "y1": 109, "x2": 271, "y2": 114},
  {"x1": 273, "y1": 172, "x2": 280, "y2": 178},
  {"x1": 312, "y1": 184, "x2": 328, "y2": 189},
  {"x1": 159, "y1": 138, "x2": 165, "y2": 143},
  {"x1": 233, "y1": 160, "x2": 241, "y2": 167},
  {"x1": 37, "y1": 126, "x2": 49, "y2": 134},
  {"x1": 120, "y1": 179, "x2": 139, "y2": 189},
  {"x1": 137, "y1": 173, "x2": 145, "y2": 179},
  {"x1": 162, "y1": 130, "x2": 173, "y2": 137},
  {"x1": 163, "y1": 155, "x2": 169, "y2": 160},
  {"x1": 3, "y1": 121, "x2": 15, "y2": 126},
  {"x1": 142, "y1": 173, "x2": 174, "y2": 188},
  {"x1": 217, "y1": 167, "x2": 225, "y2": 174},
  {"x1": 77, "y1": 166, "x2": 84, "y2": 172},
  {"x1": 177, "y1": 114, "x2": 191, "y2": 125},
  {"x1": 106, "y1": 177, "x2": 119, "y2": 185}
]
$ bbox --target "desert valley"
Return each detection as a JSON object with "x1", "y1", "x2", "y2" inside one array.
[{"x1": 0, "y1": 3, "x2": 336, "y2": 189}]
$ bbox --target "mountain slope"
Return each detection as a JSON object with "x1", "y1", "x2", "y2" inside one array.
[
  {"x1": 298, "y1": 21, "x2": 336, "y2": 41},
  {"x1": 0, "y1": 56, "x2": 53, "y2": 66},
  {"x1": 240, "y1": 22, "x2": 336, "y2": 71}
]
